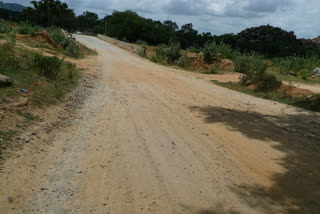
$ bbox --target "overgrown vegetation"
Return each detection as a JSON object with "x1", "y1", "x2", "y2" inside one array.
[
  {"x1": 155, "y1": 42, "x2": 181, "y2": 64},
  {"x1": 17, "y1": 22, "x2": 41, "y2": 36},
  {"x1": 273, "y1": 56, "x2": 320, "y2": 80},
  {"x1": 203, "y1": 41, "x2": 239, "y2": 63},
  {"x1": 48, "y1": 27, "x2": 79, "y2": 57},
  {"x1": 0, "y1": 43, "x2": 79, "y2": 106},
  {"x1": 0, "y1": 18, "x2": 11, "y2": 33},
  {"x1": 33, "y1": 54, "x2": 64, "y2": 80},
  {"x1": 138, "y1": 45, "x2": 147, "y2": 57}
]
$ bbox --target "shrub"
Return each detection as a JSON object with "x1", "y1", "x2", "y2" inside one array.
[
  {"x1": 274, "y1": 55, "x2": 320, "y2": 77},
  {"x1": 177, "y1": 56, "x2": 186, "y2": 67},
  {"x1": 234, "y1": 54, "x2": 252, "y2": 73},
  {"x1": 33, "y1": 54, "x2": 64, "y2": 80},
  {"x1": 48, "y1": 27, "x2": 66, "y2": 45},
  {"x1": 209, "y1": 65, "x2": 219, "y2": 74},
  {"x1": 254, "y1": 72, "x2": 282, "y2": 92},
  {"x1": 203, "y1": 42, "x2": 216, "y2": 63},
  {"x1": 164, "y1": 42, "x2": 181, "y2": 64},
  {"x1": 4, "y1": 33, "x2": 16, "y2": 50},
  {"x1": 156, "y1": 44, "x2": 167, "y2": 59},
  {"x1": 155, "y1": 43, "x2": 181, "y2": 64},
  {"x1": 0, "y1": 42, "x2": 19, "y2": 71},
  {"x1": 138, "y1": 45, "x2": 147, "y2": 57},
  {"x1": 136, "y1": 40, "x2": 148, "y2": 46},
  {"x1": 64, "y1": 38, "x2": 79, "y2": 56},
  {"x1": 18, "y1": 22, "x2": 37, "y2": 36},
  {"x1": 150, "y1": 56, "x2": 158, "y2": 62},
  {"x1": 0, "y1": 19, "x2": 12, "y2": 33},
  {"x1": 48, "y1": 27, "x2": 79, "y2": 57},
  {"x1": 203, "y1": 41, "x2": 240, "y2": 63},
  {"x1": 237, "y1": 53, "x2": 281, "y2": 92}
]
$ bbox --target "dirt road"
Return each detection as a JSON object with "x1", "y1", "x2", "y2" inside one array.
[{"x1": 1, "y1": 35, "x2": 319, "y2": 214}]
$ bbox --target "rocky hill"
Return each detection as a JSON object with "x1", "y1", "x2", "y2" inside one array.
[
  {"x1": 236, "y1": 25, "x2": 319, "y2": 57},
  {"x1": 313, "y1": 36, "x2": 320, "y2": 44}
]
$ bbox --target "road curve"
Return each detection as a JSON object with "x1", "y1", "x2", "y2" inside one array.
[{"x1": 1, "y1": 35, "x2": 319, "y2": 214}]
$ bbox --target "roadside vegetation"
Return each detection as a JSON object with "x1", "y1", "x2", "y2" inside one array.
[
  {"x1": 0, "y1": 31, "x2": 80, "y2": 106},
  {"x1": 0, "y1": 17, "x2": 95, "y2": 158}
]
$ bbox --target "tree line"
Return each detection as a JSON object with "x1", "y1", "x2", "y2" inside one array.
[{"x1": 1, "y1": 0, "x2": 319, "y2": 57}]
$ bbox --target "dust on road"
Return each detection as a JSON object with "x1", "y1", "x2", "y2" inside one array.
[{"x1": 1, "y1": 35, "x2": 319, "y2": 214}]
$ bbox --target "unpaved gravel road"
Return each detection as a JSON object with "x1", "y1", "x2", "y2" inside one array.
[{"x1": 1, "y1": 35, "x2": 320, "y2": 214}]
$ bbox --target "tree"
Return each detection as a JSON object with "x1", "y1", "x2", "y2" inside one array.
[
  {"x1": 177, "y1": 23, "x2": 198, "y2": 48},
  {"x1": 22, "y1": 0, "x2": 75, "y2": 29}
]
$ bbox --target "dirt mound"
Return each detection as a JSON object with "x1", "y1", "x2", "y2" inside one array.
[
  {"x1": 246, "y1": 83, "x2": 313, "y2": 98},
  {"x1": 190, "y1": 55, "x2": 211, "y2": 70},
  {"x1": 16, "y1": 32, "x2": 61, "y2": 49},
  {"x1": 280, "y1": 83, "x2": 313, "y2": 98},
  {"x1": 34, "y1": 32, "x2": 61, "y2": 49},
  {"x1": 221, "y1": 59, "x2": 234, "y2": 69},
  {"x1": 146, "y1": 46, "x2": 156, "y2": 58},
  {"x1": 190, "y1": 55, "x2": 235, "y2": 70}
]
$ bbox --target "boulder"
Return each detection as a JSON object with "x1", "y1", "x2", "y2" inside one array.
[
  {"x1": 313, "y1": 67, "x2": 320, "y2": 77},
  {"x1": 0, "y1": 74, "x2": 12, "y2": 87}
]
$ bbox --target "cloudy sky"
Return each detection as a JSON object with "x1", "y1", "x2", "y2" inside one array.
[{"x1": 6, "y1": 0, "x2": 320, "y2": 38}]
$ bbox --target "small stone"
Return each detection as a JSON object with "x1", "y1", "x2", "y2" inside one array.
[
  {"x1": 8, "y1": 197, "x2": 13, "y2": 203},
  {"x1": 0, "y1": 74, "x2": 12, "y2": 87},
  {"x1": 25, "y1": 138, "x2": 30, "y2": 143}
]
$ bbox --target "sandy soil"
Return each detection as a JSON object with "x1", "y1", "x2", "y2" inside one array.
[{"x1": 0, "y1": 35, "x2": 319, "y2": 214}]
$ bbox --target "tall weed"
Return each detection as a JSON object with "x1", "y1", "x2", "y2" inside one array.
[
  {"x1": 0, "y1": 19, "x2": 12, "y2": 33},
  {"x1": 33, "y1": 54, "x2": 64, "y2": 80}
]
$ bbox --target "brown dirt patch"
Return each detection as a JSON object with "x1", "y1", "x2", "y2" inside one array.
[
  {"x1": 190, "y1": 55, "x2": 211, "y2": 70},
  {"x1": 280, "y1": 83, "x2": 313, "y2": 97}
]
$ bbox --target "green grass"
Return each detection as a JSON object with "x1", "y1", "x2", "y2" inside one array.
[
  {"x1": 0, "y1": 44, "x2": 80, "y2": 106},
  {"x1": 187, "y1": 48, "x2": 202, "y2": 53},
  {"x1": 20, "y1": 39, "x2": 54, "y2": 50},
  {"x1": 269, "y1": 68, "x2": 320, "y2": 85},
  {"x1": 213, "y1": 81, "x2": 320, "y2": 112}
]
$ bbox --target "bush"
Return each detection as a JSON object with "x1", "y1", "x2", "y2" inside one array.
[
  {"x1": 235, "y1": 53, "x2": 265, "y2": 73},
  {"x1": 164, "y1": 42, "x2": 181, "y2": 64},
  {"x1": 237, "y1": 53, "x2": 281, "y2": 92},
  {"x1": 203, "y1": 41, "x2": 240, "y2": 63},
  {"x1": 0, "y1": 42, "x2": 19, "y2": 71},
  {"x1": 155, "y1": 43, "x2": 181, "y2": 64},
  {"x1": 156, "y1": 44, "x2": 167, "y2": 59},
  {"x1": 48, "y1": 27, "x2": 66, "y2": 45},
  {"x1": 136, "y1": 40, "x2": 148, "y2": 46},
  {"x1": 203, "y1": 42, "x2": 216, "y2": 63},
  {"x1": 209, "y1": 65, "x2": 219, "y2": 74},
  {"x1": 64, "y1": 38, "x2": 79, "y2": 56},
  {"x1": 274, "y1": 55, "x2": 320, "y2": 77},
  {"x1": 0, "y1": 19, "x2": 12, "y2": 33},
  {"x1": 138, "y1": 45, "x2": 147, "y2": 57},
  {"x1": 18, "y1": 22, "x2": 39, "y2": 36},
  {"x1": 33, "y1": 54, "x2": 64, "y2": 80},
  {"x1": 177, "y1": 56, "x2": 186, "y2": 67},
  {"x1": 48, "y1": 27, "x2": 79, "y2": 57}
]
